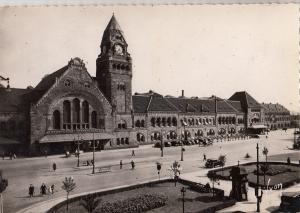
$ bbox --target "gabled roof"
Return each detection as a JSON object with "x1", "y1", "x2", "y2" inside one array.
[
  {"x1": 0, "y1": 88, "x2": 31, "y2": 113},
  {"x1": 29, "y1": 65, "x2": 68, "y2": 103},
  {"x1": 132, "y1": 95, "x2": 151, "y2": 113},
  {"x1": 229, "y1": 91, "x2": 261, "y2": 110}
]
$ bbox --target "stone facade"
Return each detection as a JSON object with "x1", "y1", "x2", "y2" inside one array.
[
  {"x1": 262, "y1": 103, "x2": 291, "y2": 129},
  {"x1": 0, "y1": 15, "x2": 292, "y2": 155}
]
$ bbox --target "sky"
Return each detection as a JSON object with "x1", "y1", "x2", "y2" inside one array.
[{"x1": 0, "y1": 4, "x2": 299, "y2": 112}]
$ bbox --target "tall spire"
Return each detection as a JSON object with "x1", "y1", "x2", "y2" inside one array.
[{"x1": 104, "y1": 14, "x2": 123, "y2": 32}]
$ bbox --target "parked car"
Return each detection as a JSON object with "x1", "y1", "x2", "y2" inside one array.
[
  {"x1": 280, "y1": 192, "x2": 300, "y2": 212},
  {"x1": 205, "y1": 159, "x2": 224, "y2": 168},
  {"x1": 164, "y1": 142, "x2": 171, "y2": 147},
  {"x1": 171, "y1": 141, "x2": 178, "y2": 146},
  {"x1": 249, "y1": 134, "x2": 260, "y2": 139},
  {"x1": 282, "y1": 127, "x2": 287, "y2": 131},
  {"x1": 154, "y1": 142, "x2": 161, "y2": 148}
]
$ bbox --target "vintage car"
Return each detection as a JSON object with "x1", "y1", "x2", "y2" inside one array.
[{"x1": 205, "y1": 159, "x2": 224, "y2": 168}]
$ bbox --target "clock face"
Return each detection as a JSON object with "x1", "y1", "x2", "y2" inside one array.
[{"x1": 114, "y1": 44, "x2": 123, "y2": 55}]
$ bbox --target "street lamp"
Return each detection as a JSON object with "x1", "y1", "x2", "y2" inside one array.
[
  {"x1": 255, "y1": 143, "x2": 263, "y2": 212},
  {"x1": 181, "y1": 123, "x2": 187, "y2": 161},
  {"x1": 92, "y1": 132, "x2": 95, "y2": 174},
  {"x1": 181, "y1": 187, "x2": 186, "y2": 213},
  {"x1": 160, "y1": 130, "x2": 164, "y2": 157},
  {"x1": 75, "y1": 135, "x2": 83, "y2": 167}
]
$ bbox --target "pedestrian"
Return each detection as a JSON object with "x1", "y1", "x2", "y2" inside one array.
[
  {"x1": 28, "y1": 184, "x2": 34, "y2": 197},
  {"x1": 13, "y1": 153, "x2": 16, "y2": 159},
  {"x1": 91, "y1": 159, "x2": 94, "y2": 166},
  {"x1": 52, "y1": 163, "x2": 57, "y2": 172},
  {"x1": 86, "y1": 160, "x2": 90, "y2": 166},
  {"x1": 1, "y1": 151, "x2": 4, "y2": 160},
  {"x1": 9, "y1": 152, "x2": 12, "y2": 160},
  {"x1": 51, "y1": 184, "x2": 55, "y2": 194},
  {"x1": 131, "y1": 150, "x2": 135, "y2": 156},
  {"x1": 287, "y1": 157, "x2": 291, "y2": 165},
  {"x1": 131, "y1": 160, "x2": 135, "y2": 170},
  {"x1": 120, "y1": 160, "x2": 123, "y2": 169},
  {"x1": 203, "y1": 154, "x2": 206, "y2": 161},
  {"x1": 40, "y1": 183, "x2": 47, "y2": 195},
  {"x1": 44, "y1": 150, "x2": 48, "y2": 158}
]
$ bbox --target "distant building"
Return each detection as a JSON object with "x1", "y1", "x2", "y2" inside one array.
[
  {"x1": 0, "y1": 15, "x2": 290, "y2": 156},
  {"x1": 262, "y1": 103, "x2": 290, "y2": 129}
]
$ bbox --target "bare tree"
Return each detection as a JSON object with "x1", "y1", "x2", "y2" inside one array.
[
  {"x1": 80, "y1": 194, "x2": 101, "y2": 213},
  {"x1": 62, "y1": 176, "x2": 76, "y2": 211},
  {"x1": 169, "y1": 161, "x2": 182, "y2": 186}
]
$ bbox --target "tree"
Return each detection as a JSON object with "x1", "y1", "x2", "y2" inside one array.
[
  {"x1": 0, "y1": 170, "x2": 8, "y2": 213},
  {"x1": 62, "y1": 176, "x2": 76, "y2": 211},
  {"x1": 80, "y1": 194, "x2": 101, "y2": 213},
  {"x1": 169, "y1": 161, "x2": 182, "y2": 186},
  {"x1": 262, "y1": 147, "x2": 269, "y2": 185},
  {"x1": 218, "y1": 155, "x2": 226, "y2": 175}
]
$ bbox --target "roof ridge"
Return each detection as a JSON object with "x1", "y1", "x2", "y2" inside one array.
[{"x1": 146, "y1": 96, "x2": 153, "y2": 112}]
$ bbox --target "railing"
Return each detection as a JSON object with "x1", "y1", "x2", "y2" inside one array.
[{"x1": 46, "y1": 128, "x2": 105, "y2": 135}]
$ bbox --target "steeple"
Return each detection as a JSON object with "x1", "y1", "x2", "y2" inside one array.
[{"x1": 96, "y1": 14, "x2": 132, "y2": 114}]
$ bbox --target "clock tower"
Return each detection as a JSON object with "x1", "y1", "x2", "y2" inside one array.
[{"x1": 96, "y1": 15, "x2": 132, "y2": 114}]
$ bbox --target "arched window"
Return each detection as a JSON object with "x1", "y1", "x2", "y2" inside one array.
[
  {"x1": 172, "y1": 117, "x2": 177, "y2": 126},
  {"x1": 118, "y1": 120, "x2": 127, "y2": 129},
  {"x1": 121, "y1": 138, "x2": 124, "y2": 145},
  {"x1": 167, "y1": 117, "x2": 172, "y2": 126},
  {"x1": 117, "y1": 138, "x2": 120, "y2": 145},
  {"x1": 72, "y1": 98, "x2": 80, "y2": 123},
  {"x1": 162, "y1": 117, "x2": 166, "y2": 127},
  {"x1": 141, "y1": 120, "x2": 145, "y2": 127},
  {"x1": 135, "y1": 120, "x2": 141, "y2": 128},
  {"x1": 82, "y1": 101, "x2": 89, "y2": 123},
  {"x1": 53, "y1": 110, "x2": 61, "y2": 129},
  {"x1": 151, "y1": 117, "x2": 155, "y2": 127},
  {"x1": 63, "y1": 100, "x2": 71, "y2": 123},
  {"x1": 91, "y1": 111, "x2": 97, "y2": 128},
  {"x1": 156, "y1": 117, "x2": 161, "y2": 127}
]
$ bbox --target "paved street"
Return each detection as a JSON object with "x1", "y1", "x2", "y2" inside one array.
[{"x1": 0, "y1": 129, "x2": 298, "y2": 213}]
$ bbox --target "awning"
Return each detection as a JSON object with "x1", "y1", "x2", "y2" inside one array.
[
  {"x1": 0, "y1": 136, "x2": 21, "y2": 145},
  {"x1": 248, "y1": 125, "x2": 268, "y2": 129},
  {"x1": 39, "y1": 132, "x2": 115, "y2": 143}
]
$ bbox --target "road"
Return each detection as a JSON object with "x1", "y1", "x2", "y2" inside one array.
[{"x1": 0, "y1": 129, "x2": 297, "y2": 213}]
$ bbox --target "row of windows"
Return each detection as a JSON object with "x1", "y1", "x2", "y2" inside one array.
[
  {"x1": 116, "y1": 137, "x2": 129, "y2": 145},
  {"x1": 218, "y1": 117, "x2": 236, "y2": 125},
  {"x1": 135, "y1": 120, "x2": 145, "y2": 128},
  {"x1": 117, "y1": 83, "x2": 125, "y2": 91},
  {"x1": 53, "y1": 99, "x2": 99, "y2": 130},
  {"x1": 181, "y1": 117, "x2": 215, "y2": 126},
  {"x1": 117, "y1": 120, "x2": 127, "y2": 129},
  {"x1": 112, "y1": 63, "x2": 130, "y2": 71},
  {"x1": 265, "y1": 117, "x2": 290, "y2": 122},
  {"x1": 0, "y1": 121, "x2": 23, "y2": 131},
  {"x1": 150, "y1": 117, "x2": 177, "y2": 127}
]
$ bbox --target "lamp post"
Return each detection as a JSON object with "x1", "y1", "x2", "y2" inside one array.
[
  {"x1": 181, "y1": 187, "x2": 186, "y2": 213},
  {"x1": 75, "y1": 135, "x2": 83, "y2": 167},
  {"x1": 181, "y1": 123, "x2": 187, "y2": 161},
  {"x1": 160, "y1": 129, "x2": 164, "y2": 157},
  {"x1": 255, "y1": 143, "x2": 263, "y2": 212},
  {"x1": 92, "y1": 132, "x2": 95, "y2": 174}
]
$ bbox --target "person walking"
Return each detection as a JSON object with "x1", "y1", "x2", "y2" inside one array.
[
  {"x1": 120, "y1": 160, "x2": 123, "y2": 169},
  {"x1": 28, "y1": 184, "x2": 34, "y2": 197},
  {"x1": 51, "y1": 184, "x2": 55, "y2": 194},
  {"x1": 131, "y1": 150, "x2": 135, "y2": 157},
  {"x1": 52, "y1": 163, "x2": 57, "y2": 172},
  {"x1": 131, "y1": 160, "x2": 135, "y2": 170},
  {"x1": 203, "y1": 154, "x2": 206, "y2": 161},
  {"x1": 1, "y1": 151, "x2": 4, "y2": 160}
]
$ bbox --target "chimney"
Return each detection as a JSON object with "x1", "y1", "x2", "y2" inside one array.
[{"x1": 182, "y1": 90, "x2": 184, "y2": 97}]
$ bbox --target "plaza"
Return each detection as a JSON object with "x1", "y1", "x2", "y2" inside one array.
[{"x1": 0, "y1": 129, "x2": 298, "y2": 213}]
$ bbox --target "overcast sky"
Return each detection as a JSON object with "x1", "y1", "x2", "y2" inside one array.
[{"x1": 0, "y1": 5, "x2": 299, "y2": 112}]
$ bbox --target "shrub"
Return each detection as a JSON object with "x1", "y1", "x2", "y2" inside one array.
[
  {"x1": 96, "y1": 193, "x2": 167, "y2": 213},
  {"x1": 80, "y1": 194, "x2": 101, "y2": 213}
]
